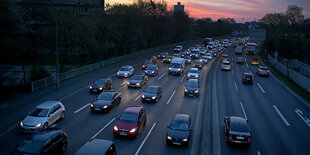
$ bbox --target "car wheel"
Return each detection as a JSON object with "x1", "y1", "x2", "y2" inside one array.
[
  {"x1": 60, "y1": 111, "x2": 65, "y2": 119},
  {"x1": 43, "y1": 123, "x2": 48, "y2": 130},
  {"x1": 61, "y1": 142, "x2": 67, "y2": 153}
]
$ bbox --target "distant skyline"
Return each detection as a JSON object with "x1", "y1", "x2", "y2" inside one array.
[{"x1": 106, "y1": 0, "x2": 310, "y2": 22}]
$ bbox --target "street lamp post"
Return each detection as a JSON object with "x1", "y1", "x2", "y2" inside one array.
[{"x1": 55, "y1": 2, "x2": 59, "y2": 89}]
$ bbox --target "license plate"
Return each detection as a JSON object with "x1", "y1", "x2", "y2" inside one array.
[
  {"x1": 93, "y1": 90, "x2": 97, "y2": 92},
  {"x1": 189, "y1": 94, "x2": 193, "y2": 96},
  {"x1": 146, "y1": 99, "x2": 150, "y2": 101},
  {"x1": 173, "y1": 142, "x2": 181, "y2": 145},
  {"x1": 95, "y1": 108, "x2": 100, "y2": 110},
  {"x1": 120, "y1": 133, "x2": 127, "y2": 136},
  {"x1": 236, "y1": 136, "x2": 244, "y2": 140}
]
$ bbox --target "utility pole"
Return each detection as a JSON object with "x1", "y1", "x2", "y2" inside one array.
[{"x1": 55, "y1": 2, "x2": 59, "y2": 89}]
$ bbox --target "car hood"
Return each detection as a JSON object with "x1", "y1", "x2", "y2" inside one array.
[
  {"x1": 167, "y1": 129, "x2": 189, "y2": 139},
  {"x1": 129, "y1": 80, "x2": 142, "y2": 83},
  {"x1": 143, "y1": 93, "x2": 156, "y2": 98},
  {"x1": 115, "y1": 121, "x2": 137, "y2": 130},
  {"x1": 229, "y1": 131, "x2": 250, "y2": 136},
  {"x1": 22, "y1": 116, "x2": 47, "y2": 126},
  {"x1": 92, "y1": 100, "x2": 111, "y2": 106}
]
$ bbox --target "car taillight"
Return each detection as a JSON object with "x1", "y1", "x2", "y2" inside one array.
[
  {"x1": 267, "y1": 70, "x2": 270, "y2": 73},
  {"x1": 63, "y1": 131, "x2": 68, "y2": 139},
  {"x1": 229, "y1": 135, "x2": 232, "y2": 140},
  {"x1": 248, "y1": 136, "x2": 251, "y2": 142},
  {"x1": 259, "y1": 69, "x2": 262, "y2": 72}
]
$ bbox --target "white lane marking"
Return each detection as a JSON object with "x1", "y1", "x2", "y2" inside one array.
[
  {"x1": 74, "y1": 103, "x2": 90, "y2": 114},
  {"x1": 234, "y1": 81, "x2": 238, "y2": 91},
  {"x1": 181, "y1": 74, "x2": 186, "y2": 82},
  {"x1": 158, "y1": 73, "x2": 166, "y2": 80},
  {"x1": 246, "y1": 63, "x2": 249, "y2": 68},
  {"x1": 273, "y1": 105, "x2": 290, "y2": 126},
  {"x1": 240, "y1": 102, "x2": 248, "y2": 120},
  {"x1": 245, "y1": 58, "x2": 247, "y2": 61},
  {"x1": 121, "y1": 81, "x2": 127, "y2": 85},
  {"x1": 295, "y1": 108, "x2": 310, "y2": 128},
  {"x1": 135, "y1": 93, "x2": 143, "y2": 101},
  {"x1": 257, "y1": 83, "x2": 266, "y2": 93},
  {"x1": 167, "y1": 90, "x2": 176, "y2": 104},
  {"x1": 250, "y1": 71, "x2": 253, "y2": 75},
  {"x1": 257, "y1": 151, "x2": 261, "y2": 155},
  {"x1": 232, "y1": 69, "x2": 234, "y2": 76},
  {"x1": 135, "y1": 123, "x2": 156, "y2": 155},
  {"x1": 90, "y1": 118, "x2": 115, "y2": 140}
]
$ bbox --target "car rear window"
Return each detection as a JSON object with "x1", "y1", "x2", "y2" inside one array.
[
  {"x1": 230, "y1": 121, "x2": 248, "y2": 132},
  {"x1": 223, "y1": 62, "x2": 230, "y2": 65},
  {"x1": 18, "y1": 139, "x2": 43, "y2": 154},
  {"x1": 244, "y1": 74, "x2": 253, "y2": 78},
  {"x1": 119, "y1": 112, "x2": 137, "y2": 123}
]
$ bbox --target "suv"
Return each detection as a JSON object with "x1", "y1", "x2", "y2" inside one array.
[
  {"x1": 15, "y1": 129, "x2": 68, "y2": 154},
  {"x1": 89, "y1": 78, "x2": 112, "y2": 93},
  {"x1": 20, "y1": 101, "x2": 66, "y2": 132},
  {"x1": 242, "y1": 73, "x2": 254, "y2": 84},
  {"x1": 75, "y1": 139, "x2": 116, "y2": 155},
  {"x1": 113, "y1": 106, "x2": 147, "y2": 138}
]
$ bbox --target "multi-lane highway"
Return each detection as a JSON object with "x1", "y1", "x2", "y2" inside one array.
[{"x1": 1, "y1": 40, "x2": 310, "y2": 155}]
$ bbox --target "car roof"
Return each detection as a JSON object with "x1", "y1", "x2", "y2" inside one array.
[
  {"x1": 36, "y1": 101, "x2": 61, "y2": 109},
  {"x1": 187, "y1": 79, "x2": 198, "y2": 83},
  {"x1": 124, "y1": 106, "x2": 143, "y2": 113},
  {"x1": 222, "y1": 61, "x2": 230, "y2": 64},
  {"x1": 174, "y1": 114, "x2": 190, "y2": 122},
  {"x1": 146, "y1": 85, "x2": 159, "y2": 89},
  {"x1": 243, "y1": 73, "x2": 253, "y2": 76},
  {"x1": 190, "y1": 68, "x2": 199, "y2": 71},
  {"x1": 75, "y1": 139, "x2": 114, "y2": 155},
  {"x1": 99, "y1": 91, "x2": 116, "y2": 96},
  {"x1": 31, "y1": 129, "x2": 62, "y2": 141}
]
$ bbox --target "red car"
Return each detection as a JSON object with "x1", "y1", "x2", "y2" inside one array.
[{"x1": 113, "y1": 106, "x2": 147, "y2": 138}]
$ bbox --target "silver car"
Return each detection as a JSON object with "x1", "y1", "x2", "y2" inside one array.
[
  {"x1": 117, "y1": 65, "x2": 134, "y2": 78},
  {"x1": 187, "y1": 68, "x2": 199, "y2": 79},
  {"x1": 20, "y1": 101, "x2": 65, "y2": 132}
]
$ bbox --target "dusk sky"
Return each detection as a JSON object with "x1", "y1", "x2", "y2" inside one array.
[{"x1": 106, "y1": 0, "x2": 310, "y2": 22}]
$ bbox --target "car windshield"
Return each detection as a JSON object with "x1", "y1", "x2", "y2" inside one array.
[
  {"x1": 146, "y1": 66, "x2": 155, "y2": 70},
  {"x1": 145, "y1": 87, "x2": 158, "y2": 94},
  {"x1": 171, "y1": 63, "x2": 181, "y2": 68},
  {"x1": 94, "y1": 79, "x2": 105, "y2": 85},
  {"x1": 119, "y1": 68, "x2": 129, "y2": 71},
  {"x1": 29, "y1": 108, "x2": 49, "y2": 117},
  {"x1": 194, "y1": 61, "x2": 201, "y2": 65},
  {"x1": 131, "y1": 75, "x2": 143, "y2": 80},
  {"x1": 185, "y1": 56, "x2": 190, "y2": 59},
  {"x1": 230, "y1": 121, "x2": 249, "y2": 132},
  {"x1": 245, "y1": 74, "x2": 253, "y2": 78},
  {"x1": 261, "y1": 67, "x2": 268, "y2": 70},
  {"x1": 170, "y1": 120, "x2": 189, "y2": 131},
  {"x1": 202, "y1": 56, "x2": 208, "y2": 59},
  {"x1": 187, "y1": 81, "x2": 198, "y2": 88},
  {"x1": 223, "y1": 62, "x2": 230, "y2": 65},
  {"x1": 18, "y1": 139, "x2": 43, "y2": 154},
  {"x1": 166, "y1": 56, "x2": 172, "y2": 59},
  {"x1": 238, "y1": 57, "x2": 244, "y2": 60},
  {"x1": 119, "y1": 112, "x2": 137, "y2": 123},
  {"x1": 247, "y1": 46, "x2": 256, "y2": 51},
  {"x1": 190, "y1": 69, "x2": 198, "y2": 73},
  {"x1": 97, "y1": 93, "x2": 113, "y2": 101}
]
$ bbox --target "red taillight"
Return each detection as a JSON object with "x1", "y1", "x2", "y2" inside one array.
[
  {"x1": 259, "y1": 69, "x2": 262, "y2": 72},
  {"x1": 267, "y1": 70, "x2": 270, "y2": 73},
  {"x1": 63, "y1": 131, "x2": 68, "y2": 139},
  {"x1": 248, "y1": 137, "x2": 251, "y2": 142},
  {"x1": 229, "y1": 135, "x2": 232, "y2": 140}
]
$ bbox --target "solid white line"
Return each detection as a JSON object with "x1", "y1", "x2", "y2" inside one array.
[
  {"x1": 90, "y1": 118, "x2": 115, "y2": 140},
  {"x1": 232, "y1": 69, "x2": 234, "y2": 76},
  {"x1": 273, "y1": 105, "x2": 290, "y2": 126},
  {"x1": 167, "y1": 90, "x2": 176, "y2": 104},
  {"x1": 250, "y1": 70, "x2": 253, "y2": 75},
  {"x1": 181, "y1": 74, "x2": 186, "y2": 82},
  {"x1": 158, "y1": 73, "x2": 166, "y2": 80},
  {"x1": 257, "y1": 83, "x2": 266, "y2": 93},
  {"x1": 295, "y1": 108, "x2": 310, "y2": 128},
  {"x1": 234, "y1": 81, "x2": 238, "y2": 91},
  {"x1": 135, "y1": 93, "x2": 143, "y2": 101},
  {"x1": 240, "y1": 102, "x2": 248, "y2": 120},
  {"x1": 74, "y1": 103, "x2": 90, "y2": 114},
  {"x1": 246, "y1": 63, "x2": 249, "y2": 68},
  {"x1": 121, "y1": 81, "x2": 127, "y2": 85},
  {"x1": 257, "y1": 151, "x2": 261, "y2": 155},
  {"x1": 135, "y1": 123, "x2": 156, "y2": 155}
]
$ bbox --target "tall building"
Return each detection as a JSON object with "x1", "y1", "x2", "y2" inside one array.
[{"x1": 174, "y1": 2, "x2": 184, "y2": 13}]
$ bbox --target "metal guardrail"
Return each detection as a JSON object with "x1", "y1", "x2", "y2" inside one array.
[{"x1": 31, "y1": 39, "x2": 203, "y2": 91}]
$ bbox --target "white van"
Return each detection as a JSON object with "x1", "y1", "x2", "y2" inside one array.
[{"x1": 169, "y1": 58, "x2": 185, "y2": 76}]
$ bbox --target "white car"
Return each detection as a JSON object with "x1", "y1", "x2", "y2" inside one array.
[
  {"x1": 200, "y1": 56, "x2": 208, "y2": 63},
  {"x1": 205, "y1": 53, "x2": 212, "y2": 60},
  {"x1": 187, "y1": 68, "x2": 199, "y2": 79},
  {"x1": 117, "y1": 65, "x2": 134, "y2": 78},
  {"x1": 20, "y1": 101, "x2": 65, "y2": 132}
]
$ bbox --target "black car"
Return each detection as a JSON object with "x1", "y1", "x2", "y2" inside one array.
[
  {"x1": 127, "y1": 74, "x2": 148, "y2": 88},
  {"x1": 242, "y1": 73, "x2": 254, "y2": 84},
  {"x1": 179, "y1": 52, "x2": 186, "y2": 58},
  {"x1": 224, "y1": 116, "x2": 251, "y2": 145},
  {"x1": 91, "y1": 91, "x2": 121, "y2": 113},
  {"x1": 184, "y1": 79, "x2": 199, "y2": 97},
  {"x1": 157, "y1": 52, "x2": 168, "y2": 59},
  {"x1": 145, "y1": 56, "x2": 157, "y2": 63},
  {"x1": 193, "y1": 60, "x2": 202, "y2": 70},
  {"x1": 166, "y1": 114, "x2": 191, "y2": 147},
  {"x1": 142, "y1": 86, "x2": 162, "y2": 103},
  {"x1": 142, "y1": 61, "x2": 153, "y2": 70},
  {"x1": 15, "y1": 129, "x2": 68, "y2": 155},
  {"x1": 89, "y1": 78, "x2": 112, "y2": 94},
  {"x1": 75, "y1": 139, "x2": 116, "y2": 155},
  {"x1": 144, "y1": 65, "x2": 158, "y2": 76}
]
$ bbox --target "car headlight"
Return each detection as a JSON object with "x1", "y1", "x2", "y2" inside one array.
[
  {"x1": 35, "y1": 123, "x2": 41, "y2": 128},
  {"x1": 200, "y1": 59, "x2": 202, "y2": 62},
  {"x1": 195, "y1": 75, "x2": 198, "y2": 77},
  {"x1": 177, "y1": 68, "x2": 180, "y2": 71},
  {"x1": 195, "y1": 90, "x2": 198, "y2": 93},
  {"x1": 129, "y1": 128, "x2": 137, "y2": 133},
  {"x1": 90, "y1": 104, "x2": 94, "y2": 107},
  {"x1": 183, "y1": 138, "x2": 188, "y2": 142},
  {"x1": 117, "y1": 72, "x2": 120, "y2": 75},
  {"x1": 142, "y1": 94, "x2": 145, "y2": 98},
  {"x1": 185, "y1": 89, "x2": 188, "y2": 92},
  {"x1": 127, "y1": 82, "x2": 130, "y2": 85},
  {"x1": 137, "y1": 83, "x2": 140, "y2": 86},
  {"x1": 188, "y1": 74, "x2": 190, "y2": 77},
  {"x1": 169, "y1": 67, "x2": 171, "y2": 70},
  {"x1": 20, "y1": 122, "x2": 23, "y2": 127},
  {"x1": 151, "y1": 71, "x2": 154, "y2": 73},
  {"x1": 167, "y1": 136, "x2": 172, "y2": 140},
  {"x1": 103, "y1": 105, "x2": 108, "y2": 109},
  {"x1": 89, "y1": 86, "x2": 92, "y2": 89},
  {"x1": 124, "y1": 73, "x2": 128, "y2": 75},
  {"x1": 113, "y1": 126, "x2": 118, "y2": 131},
  {"x1": 152, "y1": 96, "x2": 156, "y2": 99},
  {"x1": 99, "y1": 87, "x2": 103, "y2": 90}
]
